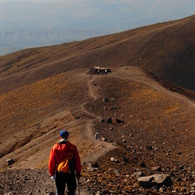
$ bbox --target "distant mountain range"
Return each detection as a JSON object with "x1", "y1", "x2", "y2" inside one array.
[
  {"x1": 1, "y1": 0, "x2": 195, "y2": 55},
  {"x1": 0, "y1": 28, "x2": 111, "y2": 55}
]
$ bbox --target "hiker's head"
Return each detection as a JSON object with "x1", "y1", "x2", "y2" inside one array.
[{"x1": 60, "y1": 130, "x2": 69, "y2": 139}]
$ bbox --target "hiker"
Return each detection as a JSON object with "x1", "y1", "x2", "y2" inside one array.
[{"x1": 48, "y1": 130, "x2": 81, "y2": 195}]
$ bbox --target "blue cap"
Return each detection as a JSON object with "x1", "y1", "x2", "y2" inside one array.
[{"x1": 60, "y1": 130, "x2": 69, "y2": 138}]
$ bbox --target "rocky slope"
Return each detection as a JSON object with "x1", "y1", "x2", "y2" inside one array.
[{"x1": 0, "y1": 15, "x2": 195, "y2": 195}]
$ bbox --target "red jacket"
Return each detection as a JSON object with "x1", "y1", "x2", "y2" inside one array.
[{"x1": 48, "y1": 141, "x2": 81, "y2": 176}]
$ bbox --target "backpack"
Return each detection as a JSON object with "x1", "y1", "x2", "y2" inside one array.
[{"x1": 57, "y1": 143, "x2": 75, "y2": 174}]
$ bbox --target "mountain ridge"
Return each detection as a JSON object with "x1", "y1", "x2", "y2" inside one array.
[{"x1": 0, "y1": 14, "x2": 194, "y2": 94}]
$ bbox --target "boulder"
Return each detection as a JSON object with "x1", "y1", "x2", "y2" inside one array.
[
  {"x1": 153, "y1": 174, "x2": 172, "y2": 186},
  {"x1": 146, "y1": 145, "x2": 152, "y2": 150},
  {"x1": 101, "y1": 137, "x2": 106, "y2": 141},
  {"x1": 138, "y1": 175, "x2": 154, "y2": 188},
  {"x1": 75, "y1": 116, "x2": 80, "y2": 119},
  {"x1": 110, "y1": 157, "x2": 119, "y2": 163},
  {"x1": 138, "y1": 174, "x2": 173, "y2": 188},
  {"x1": 91, "y1": 162, "x2": 99, "y2": 168},
  {"x1": 115, "y1": 118, "x2": 125, "y2": 123},
  {"x1": 101, "y1": 118, "x2": 105, "y2": 123},
  {"x1": 106, "y1": 117, "x2": 112, "y2": 123},
  {"x1": 102, "y1": 97, "x2": 109, "y2": 102},
  {"x1": 123, "y1": 156, "x2": 129, "y2": 163},
  {"x1": 6, "y1": 159, "x2": 15, "y2": 166},
  {"x1": 140, "y1": 162, "x2": 146, "y2": 168}
]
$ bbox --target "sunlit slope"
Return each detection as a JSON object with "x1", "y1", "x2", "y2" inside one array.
[
  {"x1": 0, "y1": 67, "x2": 194, "y2": 171},
  {"x1": 0, "y1": 70, "x2": 94, "y2": 170}
]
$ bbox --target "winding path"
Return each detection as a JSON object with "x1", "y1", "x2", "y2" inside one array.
[{"x1": 80, "y1": 75, "x2": 116, "y2": 164}]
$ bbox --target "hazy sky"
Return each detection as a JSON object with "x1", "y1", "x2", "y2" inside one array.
[
  {"x1": 1, "y1": 0, "x2": 195, "y2": 31},
  {"x1": 0, "y1": 0, "x2": 195, "y2": 54}
]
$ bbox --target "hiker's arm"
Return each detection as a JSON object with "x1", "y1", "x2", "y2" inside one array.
[
  {"x1": 74, "y1": 146, "x2": 81, "y2": 174},
  {"x1": 48, "y1": 147, "x2": 56, "y2": 176}
]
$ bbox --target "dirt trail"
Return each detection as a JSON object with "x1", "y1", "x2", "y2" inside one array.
[
  {"x1": 80, "y1": 74, "x2": 116, "y2": 163},
  {"x1": 76, "y1": 74, "x2": 117, "y2": 195}
]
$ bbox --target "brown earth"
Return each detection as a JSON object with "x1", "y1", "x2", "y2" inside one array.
[{"x1": 0, "y1": 15, "x2": 195, "y2": 195}]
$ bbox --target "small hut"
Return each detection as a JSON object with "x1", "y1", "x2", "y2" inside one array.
[{"x1": 89, "y1": 66, "x2": 111, "y2": 74}]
